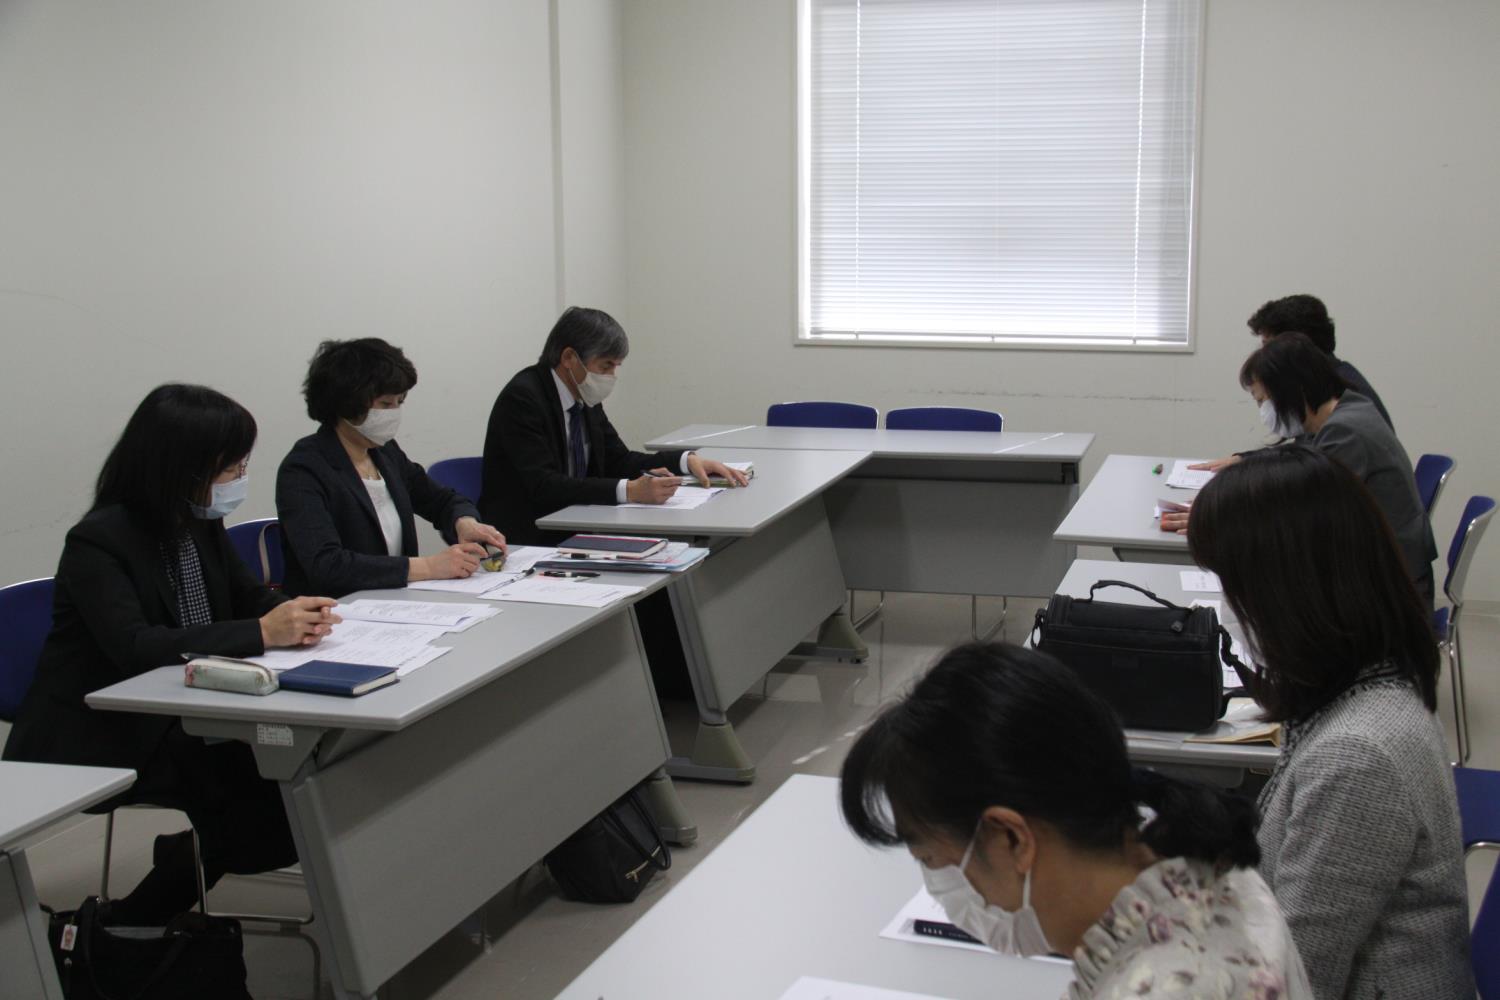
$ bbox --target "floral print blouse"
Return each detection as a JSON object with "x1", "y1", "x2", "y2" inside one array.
[{"x1": 1067, "y1": 858, "x2": 1313, "y2": 1000}]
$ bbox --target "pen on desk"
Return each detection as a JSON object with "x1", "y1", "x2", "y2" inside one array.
[
  {"x1": 542, "y1": 570, "x2": 599, "y2": 579},
  {"x1": 912, "y1": 919, "x2": 982, "y2": 944}
]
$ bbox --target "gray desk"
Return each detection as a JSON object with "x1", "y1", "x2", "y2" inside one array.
[
  {"x1": 646, "y1": 425, "x2": 1093, "y2": 597},
  {"x1": 87, "y1": 576, "x2": 682, "y2": 1000},
  {"x1": 1052, "y1": 560, "x2": 1279, "y2": 780},
  {"x1": 555, "y1": 775, "x2": 1074, "y2": 1000},
  {"x1": 1, "y1": 762, "x2": 135, "y2": 1000},
  {"x1": 1052, "y1": 454, "x2": 1199, "y2": 564},
  {"x1": 539, "y1": 448, "x2": 869, "y2": 783}
]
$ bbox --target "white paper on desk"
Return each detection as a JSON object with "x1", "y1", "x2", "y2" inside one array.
[
  {"x1": 405, "y1": 571, "x2": 514, "y2": 596},
  {"x1": 494, "y1": 545, "x2": 558, "y2": 574},
  {"x1": 779, "y1": 977, "x2": 955, "y2": 1000},
  {"x1": 337, "y1": 599, "x2": 493, "y2": 628},
  {"x1": 1180, "y1": 570, "x2": 1222, "y2": 592},
  {"x1": 248, "y1": 620, "x2": 450, "y2": 672},
  {"x1": 485, "y1": 576, "x2": 642, "y2": 608},
  {"x1": 879, "y1": 889, "x2": 1073, "y2": 966},
  {"x1": 394, "y1": 645, "x2": 451, "y2": 676},
  {"x1": 1165, "y1": 460, "x2": 1215, "y2": 490},
  {"x1": 618, "y1": 485, "x2": 724, "y2": 510},
  {"x1": 442, "y1": 607, "x2": 503, "y2": 633}
]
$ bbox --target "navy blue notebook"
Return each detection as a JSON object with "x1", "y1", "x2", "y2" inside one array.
[{"x1": 278, "y1": 660, "x2": 399, "y2": 697}]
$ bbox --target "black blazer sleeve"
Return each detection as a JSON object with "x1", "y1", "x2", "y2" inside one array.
[
  {"x1": 592, "y1": 407, "x2": 688, "y2": 481},
  {"x1": 386, "y1": 441, "x2": 478, "y2": 542},
  {"x1": 63, "y1": 519, "x2": 268, "y2": 679},
  {"x1": 491, "y1": 376, "x2": 621, "y2": 511},
  {"x1": 276, "y1": 442, "x2": 411, "y2": 596}
]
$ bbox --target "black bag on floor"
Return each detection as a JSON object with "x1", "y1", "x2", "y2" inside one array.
[
  {"x1": 45, "y1": 896, "x2": 251, "y2": 1000},
  {"x1": 1032, "y1": 579, "x2": 1252, "y2": 732},
  {"x1": 544, "y1": 785, "x2": 671, "y2": 904}
]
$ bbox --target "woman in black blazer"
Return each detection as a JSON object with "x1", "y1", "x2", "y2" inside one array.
[
  {"x1": 276, "y1": 338, "x2": 507, "y2": 598},
  {"x1": 3, "y1": 384, "x2": 341, "y2": 924}
]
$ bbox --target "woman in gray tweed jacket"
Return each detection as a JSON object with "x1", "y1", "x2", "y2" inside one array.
[{"x1": 1189, "y1": 447, "x2": 1473, "y2": 999}]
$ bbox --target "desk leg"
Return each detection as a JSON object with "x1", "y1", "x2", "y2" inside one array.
[
  {"x1": 666, "y1": 576, "x2": 756, "y2": 784},
  {"x1": 641, "y1": 768, "x2": 697, "y2": 846},
  {"x1": 788, "y1": 607, "x2": 868, "y2": 663},
  {"x1": 0, "y1": 850, "x2": 65, "y2": 1000}
]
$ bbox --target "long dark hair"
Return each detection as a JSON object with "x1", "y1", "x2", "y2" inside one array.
[
  {"x1": 841, "y1": 644, "x2": 1259, "y2": 868},
  {"x1": 94, "y1": 384, "x2": 257, "y2": 539},
  {"x1": 1238, "y1": 332, "x2": 1347, "y2": 434},
  {"x1": 1188, "y1": 447, "x2": 1438, "y2": 720}
]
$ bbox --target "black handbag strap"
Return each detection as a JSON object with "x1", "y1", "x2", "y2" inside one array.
[
  {"x1": 1218, "y1": 626, "x2": 1257, "y2": 691},
  {"x1": 1084, "y1": 579, "x2": 1187, "y2": 612},
  {"x1": 606, "y1": 790, "x2": 671, "y2": 873},
  {"x1": 74, "y1": 897, "x2": 193, "y2": 1000}
]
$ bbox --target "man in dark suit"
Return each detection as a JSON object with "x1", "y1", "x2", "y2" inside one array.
[{"x1": 480, "y1": 306, "x2": 747, "y2": 543}]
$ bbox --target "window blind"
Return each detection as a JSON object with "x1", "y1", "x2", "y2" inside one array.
[{"x1": 801, "y1": 0, "x2": 1203, "y2": 348}]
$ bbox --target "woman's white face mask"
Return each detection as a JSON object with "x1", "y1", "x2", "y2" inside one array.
[
  {"x1": 918, "y1": 826, "x2": 1051, "y2": 956},
  {"x1": 1257, "y1": 397, "x2": 1303, "y2": 439},
  {"x1": 350, "y1": 406, "x2": 402, "y2": 447}
]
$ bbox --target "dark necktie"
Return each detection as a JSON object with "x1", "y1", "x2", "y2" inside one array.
[{"x1": 568, "y1": 402, "x2": 587, "y2": 477}]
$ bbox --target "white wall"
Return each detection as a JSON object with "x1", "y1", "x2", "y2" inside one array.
[
  {"x1": 611, "y1": 0, "x2": 1500, "y2": 600},
  {"x1": 0, "y1": 0, "x2": 625, "y2": 580}
]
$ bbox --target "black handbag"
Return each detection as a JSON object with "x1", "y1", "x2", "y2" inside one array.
[
  {"x1": 45, "y1": 896, "x2": 251, "y2": 1000},
  {"x1": 544, "y1": 785, "x2": 671, "y2": 904},
  {"x1": 1032, "y1": 579, "x2": 1252, "y2": 732}
]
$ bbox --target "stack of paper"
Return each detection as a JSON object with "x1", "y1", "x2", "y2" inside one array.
[
  {"x1": 485, "y1": 576, "x2": 642, "y2": 608},
  {"x1": 619, "y1": 485, "x2": 724, "y2": 510},
  {"x1": 337, "y1": 599, "x2": 501, "y2": 633},
  {"x1": 1165, "y1": 460, "x2": 1215, "y2": 490},
  {"x1": 249, "y1": 620, "x2": 453, "y2": 677},
  {"x1": 1180, "y1": 570, "x2": 1222, "y2": 593}
]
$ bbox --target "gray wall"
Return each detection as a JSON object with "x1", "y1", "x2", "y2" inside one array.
[{"x1": 612, "y1": 0, "x2": 1500, "y2": 599}]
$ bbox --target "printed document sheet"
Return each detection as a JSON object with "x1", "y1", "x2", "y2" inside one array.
[{"x1": 1165, "y1": 460, "x2": 1215, "y2": 490}]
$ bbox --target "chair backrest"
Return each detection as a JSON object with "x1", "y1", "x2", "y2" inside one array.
[
  {"x1": 427, "y1": 457, "x2": 484, "y2": 503},
  {"x1": 886, "y1": 406, "x2": 1003, "y2": 433},
  {"x1": 766, "y1": 401, "x2": 878, "y2": 429},
  {"x1": 1414, "y1": 454, "x2": 1457, "y2": 515},
  {"x1": 1474, "y1": 849, "x2": 1500, "y2": 1000},
  {"x1": 0, "y1": 577, "x2": 56, "y2": 721},
  {"x1": 1444, "y1": 496, "x2": 1497, "y2": 607},
  {"x1": 262, "y1": 521, "x2": 285, "y2": 588},
  {"x1": 226, "y1": 517, "x2": 278, "y2": 585}
]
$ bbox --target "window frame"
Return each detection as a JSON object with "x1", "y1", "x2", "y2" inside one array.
[{"x1": 793, "y1": 0, "x2": 1208, "y2": 354}]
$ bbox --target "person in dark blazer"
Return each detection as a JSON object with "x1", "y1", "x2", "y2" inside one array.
[
  {"x1": 1247, "y1": 293, "x2": 1394, "y2": 430},
  {"x1": 277, "y1": 338, "x2": 508, "y2": 598},
  {"x1": 3, "y1": 384, "x2": 341, "y2": 924},
  {"x1": 479, "y1": 306, "x2": 748, "y2": 543}
]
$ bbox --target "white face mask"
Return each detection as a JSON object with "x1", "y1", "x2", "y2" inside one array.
[
  {"x1": 350, "y1": 407, "x2": 401, "y2": 447},
  {"x1": 919, "y1": 828, "x2": 1052, "y2": 957},
  {"x1": 1258, "y1": 397, "x2": 1303, "y2": 438},
  {"x1": 191, "y1": 474, "x2": 249, "y2": 520},
  {"x1": 567, "y1": 356, "x2": 617, "y2": 407}
]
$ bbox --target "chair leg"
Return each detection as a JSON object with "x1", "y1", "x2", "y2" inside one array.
[
  {"x1": 190, "y1": 827, "x2": 208, "y2": 914},
  {"x1": 971, "y1": 595, "x2": 1007, "y2": 642},
  {"x1": 100, "y1": 811, "x2": 116, "y2": 900},
  {"x1": 1453, "y1": 625, "x2": 1472, "y2": 765}
]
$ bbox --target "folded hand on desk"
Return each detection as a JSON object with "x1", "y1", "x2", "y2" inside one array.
[
  {"x1": 685, "y1": 454, "x2": 751, "y2": 488},
  {"x1": 411, "y1": 542, "x2": 488, "y2": 581},
  {"x1": 1159, "y1": 510, "x2": 1191, "y2": 533},
  {"x1": 454, "y1": 515, "x2": 507, "y2": 555},
  {"x1": 261, "y1": 595, "x2": 342, "y2": 648}
]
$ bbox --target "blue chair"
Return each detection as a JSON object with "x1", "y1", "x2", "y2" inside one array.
[
  {"x1": 1436, "y1": 496, "x2": 1497, "y2": 764},
  {"x1": 0, "y1": 578, "x2": 55, "y2": 723},
  {"x1": 886, "y1": 406, "x2": 1002, "y2": 433},
  {"x1": 428, "y1": 456, "x2": 484, "y2": 503},
  {"x1": 766, "y1": 401, "x2": 878, "y2": 430},
  {"x1": 884, "y1": 407, "x2": 1007, "y2": 639},
  {"x1": 226, "y1": 517, "x2": 282, "y2": 588},
  {"x1": 1415, "y1": 454, "x2": 1457, "y2": 516},
  {"x1": 1453, "y1": 766, "x2": 1500, "y2": 996}
]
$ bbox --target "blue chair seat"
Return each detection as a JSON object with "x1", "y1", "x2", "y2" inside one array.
[
  {"x1": 766, "y1": 401, "x2": 877, "y2": 430},
  {"x1": 1455, "y1": 767, "x2": 1500, "y2": 849},
  {"x1": 0, "y1": 578, "x2": 55, "y2": 721},
  {"x1": 886, "y1": 406, "x2": 1002, "y2": 433},
  {"x1": 1434, "y1": 606, "x2": 1450, "y2": 642},
  {"x1": 427, "y1": 457, "x2": 484, "y2": 503}
]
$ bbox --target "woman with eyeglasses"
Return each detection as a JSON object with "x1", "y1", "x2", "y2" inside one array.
[
  {"x1": 1188, "y1": 447, "x2": 1471, "y2": 999},
  {"x1": 841, "y1": 642, "x2": 1312, "y2": 999},
  {"x1": 3, "y1": 384, "x2": 341, "y2": 923}
]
